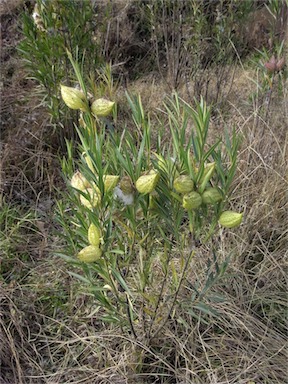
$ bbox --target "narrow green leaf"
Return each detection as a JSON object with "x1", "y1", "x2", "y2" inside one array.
[
  {"x1": 68, "y1": 271, "x2": 91, "y2": 284},
  {"x1": 111, "y1": 268, "x2": 132, "y2": 296}
]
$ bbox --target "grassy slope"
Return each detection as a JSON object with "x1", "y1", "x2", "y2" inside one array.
[{"x1": 1, "y1": 3, "x2": 287, "y2": 384}]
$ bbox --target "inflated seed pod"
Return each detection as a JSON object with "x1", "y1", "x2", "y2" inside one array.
[
  {"x1": 219, "y1": 211, "x2": 243, "y2": 228},
  {"x1": 136, "y1": 170, "x2": 160, "y2": 195},
  {"x1": 91, "y1": 98, "x2": 115, "y2": 117},
  {"x1": 80, "y1": 187, "x2": 101, "y2": 209},
  {"x1": 182, "y1": 191, "x2": 202, "y2": 210},
  {"x1": 70, "y1": 171, "x2": 90, "y2": 191},
  {"x1": 88, "y1": 223, "x2": 102, "y2": 246},
  {"x1": 202, "y1": 187, "x2": 222, "y2": 204},
  {"x1": 198, "y1": 162, "x2": 215, "y2": 194},
  {"x1": 60, "y1": 85, "x2": 88, "y2": 112},
  {"x1": 173, "y1": 175, "x2": 194, "y2": 194},
  {"x1": 77, "y1": 245, "x2": 102, "y2": 262},
  {"x1": 103, "y1": 175, "x2": 119, "y2": 192}
]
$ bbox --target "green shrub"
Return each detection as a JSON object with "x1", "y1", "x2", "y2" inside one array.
[
  {"x1": 18, "y1": 0, "x2": 103, "y2": 141},
  {"x1": 56, "y1": 56, "x2": 243, "y2": 343},
  {"x1": 114, "y1": 0, "x2": 254, "y2": 95}
]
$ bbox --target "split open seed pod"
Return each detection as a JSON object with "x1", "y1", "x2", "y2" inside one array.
[{"x1": 119, "y1": 176, "x2": 134, "y2": 194}]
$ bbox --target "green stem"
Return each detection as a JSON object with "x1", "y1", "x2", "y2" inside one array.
[
  {"x1": 150, "y1": 248, "x2": 195, "y2": 341},
  {"x1": 125, "y1": 293, "x2": 137, "y2": 339},
  {"x1": 203, "y1": 217, "x2": 218, "y2": 243},
  {"x1": 147, "y1": 248, "x2": 170, "y2": 339}
]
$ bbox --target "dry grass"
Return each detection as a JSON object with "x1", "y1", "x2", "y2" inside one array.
[
  {"x1": 1, "y1": 3, "x2": 287, "y2": 384},
  {"x1": 1, "y1": 72, "x2": 287, "y2": 383},
  {"x1": 1, "y1": 2, "x2": 63, "y2": 205}
]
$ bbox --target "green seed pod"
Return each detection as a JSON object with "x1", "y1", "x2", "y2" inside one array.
[
  {"x1": 91, "y1": 98, "x2": 115, "y2": 117},
  {"x1": 60, "y1": 85, "x2": 88, "y2": 111},
  {"x1": 88, "y1": 223, "x2": 102, "y2": 246},
  {"x1": 77, "y1": 245, "x2": 102, "y2": 262},
  {"x1": 202, "y1": 187, "x2": 222, "y2": 204},
  {"x1": 136, "y1": 170, "x2": 160, "y2": 195},
  {"x1": 173, "y1": 175, "x2": 194, "y2": 194},
  {"x1": 219, "y1": 211, "x2": 243, "y2": 228},
  {"x1": 80, "y1": 187, "x2": 101, "y2": 209},
  {"x1": 71, "y1": 171, "x2": 90, "y2": 191},
  {"x1": 198, "y1": 162, "x2": 215, "y2": 194},
  {"x1": 182, "y1": 191, "x2": 202, "y2": 210},
  {"x1": 103, "y1": 175, "x2": 119, "y2": 192}
]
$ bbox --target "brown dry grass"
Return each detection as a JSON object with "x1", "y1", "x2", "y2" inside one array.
[
  {"x1": 1, "y1": 2, "x2": 287, "y2": 384},
  {"x1": 1, "y1": 75, "x2": 287, "y2": 384},
  {"x1": 1, "y1": 1, "x2": 62, "y2": 205}
]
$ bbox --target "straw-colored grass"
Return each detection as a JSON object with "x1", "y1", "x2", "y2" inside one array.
[{"x1": 1, "y1": 3, "x2": 287, "y2": 384}]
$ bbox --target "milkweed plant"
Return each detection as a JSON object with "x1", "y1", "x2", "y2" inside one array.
[{"x1": 57, "y1": 53, "x2": 243, "y2": 341}]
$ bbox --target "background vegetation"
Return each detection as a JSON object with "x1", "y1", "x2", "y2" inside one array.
[{"x1": 1, "y1": 0, "x2": 287, "y2": 383}]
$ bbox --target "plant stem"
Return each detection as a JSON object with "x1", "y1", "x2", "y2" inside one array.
[
  {"x1": 125, "y1": 293, "x2": 137, "y2": 339},
  {"x1": 147, "y1": 248, "x2": 170, "y2": 340},
  {"x1": 150, "y1": 247, "x2": 195, "y2": 341}
]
